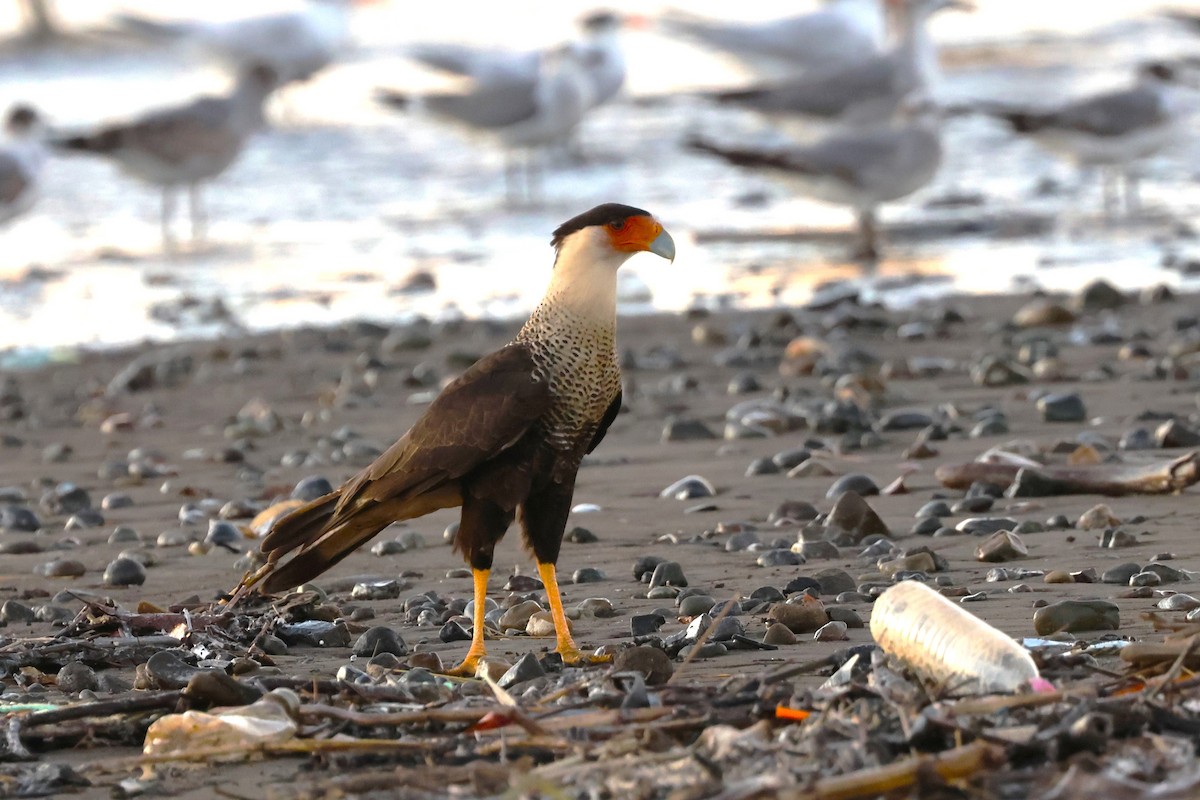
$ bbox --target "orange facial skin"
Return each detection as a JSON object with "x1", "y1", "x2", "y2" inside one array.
[{"x1": 604, "y1": 215, "x2": 662, "y2": 253}]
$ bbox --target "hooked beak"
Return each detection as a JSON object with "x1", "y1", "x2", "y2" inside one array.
[{"x1": 647, "y1": 226, "x2": 676, "y2": 263}]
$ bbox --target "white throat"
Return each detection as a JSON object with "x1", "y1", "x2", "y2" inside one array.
[{"x1": 540, "y1": 226, "x2": 629, "y2": 325}]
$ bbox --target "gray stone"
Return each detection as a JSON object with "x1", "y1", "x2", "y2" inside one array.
[
  {"x1": 352, "y1": 626, "x2": 408, "y2": 657},
  {"x1": 1037, "y1": 393, "x2": 1087, "y2": 423},
  {"x1": 1033, "y1": 600, "x2": 1120, "y2": 635},
  {"x1": 825, "y1": 473, "x2": 879, "y2": 499},
  {"x1": 498, "y1": 652, "x2": 545, "y2": 689},
  {"x1": 102, "y1": 557, "x2": 146, "y2": 587},
  {"x1": 812, "y1": 568, "x2": 857, "y2": 596},
  {"x1": 649, "y1": 561, "x2": 688, "y2": 589},
  {"x1": 56, "y1": 663, "x2": 99, "y2": 694}
]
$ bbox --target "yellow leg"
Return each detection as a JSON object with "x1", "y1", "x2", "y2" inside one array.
[
  {"x1": 537, "y1": 561, "x2": 610, "y2": 666},
  {"x1": 446, "y1": 568, "x2": 489, "y2": 676}
]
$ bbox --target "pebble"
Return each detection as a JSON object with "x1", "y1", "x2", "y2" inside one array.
[
  {"x1": 1077, "y1": 504, "x2": 1120, "y2": 531},
  {"x1": 788, "y1": 460, "x2": 836, "y2": 478},
  {"x1": 812, "y1": 568, "x2": 857, "y2": 596},
  {"x1": 876, "y1": 410, "x2": 933, "y2": 431},
  {"x1": 793, "y1": 539, "x2": 840, "y2": 560},
  {"x1": 1044, "y1": 570, "x2": 1074, "y2": 584},
  {"x1": 767, "y1": 597, "x2": 829, "y2": 633},
  {"x1": 498, "y1": 653, "x2": 545, "y2": 689},
  {"x1": 630, "y1": 614, "x2": 665, "y2": 637},
  {"x1": 813, "y1": 621, "x2": 849, "y2": 641},
  {"x1": 1014, "y1": 299, "x2": 1076, "y2": 328},
  {"x1": 108, "y1": 526, "x2": 139, "y2": 544},
  {"x1": 662, "y1": 418, "x2": 717, "y2": 442},
  {"x1": 504, "y1": 574, "x2": 542, "y2": 591},
  {"x1": 34, "y1": 559, "x2": 86, "y2": 578},
  {"x1": 40, "y1": 483, "x2": 91, "y2": 516},
  {"x1": 757, "y1": 549, "x2": 802, "y2": 567},
  {"x1": 1037, "y1": 392, "x2": 1087, "y2": 423},
  {"x1": 825, "y1": 607, "x2": 864, "y2": 628},
  {"x1": 649, "y1": 561, "x2": 688, "y2": 589},
  {"x1": 351, "y1": 580, "x2": 405, "y2": 601},
  {"x1": 1100, "y1": 529, "x2": 1138, "y2": 548},
  {"x1": 659, "y1": 475, "x2": 716, "y2": 500},
  {"x1": 1157, "y1": 419, "x2": 1200, "y2": 448},
  {"x1": 204, "y1": 520, "x2": 243, "y2": 550},
  {"x1": 498, "y1": 600, "x2": 543, "y2": 631},
  {"x1": 1101, "y1": 563, "x2": 1141, "y2": 584},
  {"x1": 769, "y1": 500, "x2": 819, "y2": 523},
  {"x1": 1119, "y1": 428, "x2": 1156, "y2": 451},
  {"x1": 823, "y1": 491, "x2": 889, "y2": 545},
  {"x1": 745, "y1": 457, "x2": 780, "y2": 477},
  {"x1": 103, "y1": 557, "x2": 146, "y2": 586},
  {"x1": 762, "y1": 622, "x2": 797, "y2": 645},
  {"x1": 276, "y1": 620, "x2": 351, "y2": 647},
  {"x1": 1159, "y1": 594, "x2": 1200, "y2": 611},
  {"x1": 566, "y1": 526, "x2": 599, "y2": 544},
  {"x1": 951, "y1": 496, "x2": 993, "y2": 514},
  {"x1": 1143, "y1": 564, "x2": 1189, "y2": 583},
  {"x1": 1129, "y1": 571, "x2": 1162, "y2": 587},
  {"x1": 975, "y1": 531, "x2": 1028, "y2": 563},
  {"x1": 825, "y1": 473, "x2": 879, "y2": 499},
  {"x1": 573, "y1": 567, "x2": 606, "y2": 583},
  {"x1": 1, "y1": 505, "x2": 40, "y2": 532},
  {"x1": 681, "y1": 642, "x2": 727, "y2": 659},
  {"x1": 56, "y1": 662, "x2": 99, "y2": 694},
  {"x1": 614, "y1": 646, "x2": 673, "y2": 685},
  {"x1": 439, "y1": 621, "x2": 471, "y2": 643},
  {"x1": 772, "y1": 449, "x2": 811, "y2": 470},
  {"x1": 1033, "y1": 600, "x2": 1120, "y2": 635},
  {"x1": 156, "y1": 529, "x2": 191, "y2": 548},
  {"x1": 100, "y1": 493, "x2": 134, "y2": 510},
  {"x1": 0, "y1": 600, "x2": 35, "y2": 623},
  {"x1": 911, "y1": 516, "x2": 942, "y2": 536},
  {"x1": 678, "y1": 594, "x2": 716, "y2": 616},
  {"x1": 956, "y1": 517, "x2": 1018, "y2": 535},
  {"x1": 352, "y1": 626, "x2": 408, "y2": 657},
  {"x1": 725, "y1": 531, "x2": 761, "y2": 552},
  {"x1": 526, "y1": 611, "x2": 559, "y2": 638},
  {"x1": 143, "y1": 651, "x2": 204, "y2": 690},
  {"x1": 291, "y1": 475, "x2": 334, "y2": 502},
  {"x1": 575, "y1": 598, "x2": 615, "y2": 618}
]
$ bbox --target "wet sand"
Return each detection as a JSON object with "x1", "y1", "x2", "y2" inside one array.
[{"x1": 2, "y1": 289, "x2": 1200, "y2": 795}]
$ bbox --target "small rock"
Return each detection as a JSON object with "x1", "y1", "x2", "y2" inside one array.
[
  {"x1": 103, "y1": 557, "x2": 146, "y2": 586},
  {"x1": 813, "y1": 621, "x2": 848, "y2": 641},
  {"x1": 662, "y1": 419, "x2": 717, "y2": 442},
  {"x1": 498, "y1": 652, "x2": 545, "y2": 689},
  {"x1": 659, "y1": 475, "x2": 716, "y2": 500},
  {"x1": 56, "y1": 662, "x2": 99, "y2": 694},
  {"x1": 649, "y1": 561, "x2": 688, "y2": 589},
  {"x1": 352, "y1": 627, "x2": 408, "y2": 657},
  {"x1": 34, "y1": 559, "x2": 86, "y2": 578},
  {"x1": 573, "y1": 567, "x2": 606, "y2": 584},
  {"x1": 614, "y1": 646, "x2": 673, "y2": 685},
  {"x1": 823, "y1": 491, "x2": 889, "y2": 545},
  {"x1": 1037, "y1": 393, "x2": 1087, "y2": 423},
  {"x1": 630, "y1": 614, "x2": 666, "y2": 637},
  {"x1": 1077, "y1": 504, "x2": 1120, "y2": 531},
  {"x1": 762, "y1": 622, "x2": 797, "y2": 645},
  {"x1": 1044, "y1": 570, "x2": 1074, "y2": 584},
  {"x1": 526, "y1": 611, "x2": 560, "y2": 638},
  {"x1": 1033, "y1": 600, "x2": 1120, "y2": 635},
  {"x1": 767, "y1": 597, "x2": 828, "y2": 633},
  {"x1": 975, "y1": 531, "x2": 1028, "y2": 563},
  {"x1": 291, "y1": 476, "x2": 334, "y2": 502},
  {"x1": 825, "y1": 474, "x2": 879, "y2": 499},
  {"x1": 499, "y1": 600, "x2": 543, "y2": 631}
]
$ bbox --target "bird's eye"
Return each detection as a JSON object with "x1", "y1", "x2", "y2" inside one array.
[{"x1": 609, "y1": 219, "x2": 625, "y2": 231}]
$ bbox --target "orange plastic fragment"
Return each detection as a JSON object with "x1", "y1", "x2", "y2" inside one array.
[
  {"x1": 464, "y1": 711, "x2": 515, "y2": 733},
  {"x1": 774, "y1": 705, "x2": 811, "y2": 722}
]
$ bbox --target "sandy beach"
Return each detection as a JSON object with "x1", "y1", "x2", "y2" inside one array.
[{"x1": 1, "y1": 285, "x2": 1199, "y2": 795}]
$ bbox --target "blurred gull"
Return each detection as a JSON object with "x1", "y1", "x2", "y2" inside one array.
[
  {"x1": 52, "y1": 67, "x2": 278, "y2": 250},
  {"x1": 404, "y1": 11, "x2": 629, "y2": 113},
  {"x1": 0, "y1": 106, "x2": 45, "y2": 226},
  {"x1": 378, "y1": 46, "x2": 596, "y2": 202},
  {"x1": 990, "y1": 62, "x2": 1198, "y2": 216},
  {"x1": 688, "y1": 103, "x2": 943, "y2": 260},
  {"x1": 709, "y1": 0, "x2": 968, "y2": 132},
  {"x1": 659, "y1": 0, "x2": 886, "y2": 77},
  {"x1": 114, "y1": 0, "x2": 359, "y2": 85}
]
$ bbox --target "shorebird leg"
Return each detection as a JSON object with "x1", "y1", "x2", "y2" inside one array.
[
  {"x1": 161, "y1": 188, "x2": 178, "y2": 253},
  {"x1": 537, "y1": 561, "x2": 608, "y2": 665},
  {"x1": 189, "y1": 183, "x2": 208, "y2": 243},
  {"x1": 446, "y1": 568, "x2": 491, "y2": 677},
  {"x1": 853, "y1": 208, "x2": 881, "y2": 262}
]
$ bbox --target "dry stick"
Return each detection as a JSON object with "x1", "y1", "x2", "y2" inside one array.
[
  {"x1": 1148, "y1": 635, "x2": 1199, "y2": 702},
  {"x1": 297, "y1": 704, "x2": 497, "y2": 727},
  {"x1": 778, "y1": 741, "x2": 1006, "y2": 800},
  {"x1": 667, "y1": 591, "x2": 740, "y2": 686},
  {"x1": 19, "y1": 690, "x2": 183, "y2": 728}
]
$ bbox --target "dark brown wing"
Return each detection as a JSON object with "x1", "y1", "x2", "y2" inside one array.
[
  {"x1": 326, "y1": 343, "x2": 552, "y2": 527},
  {"x1": 586, "y1": 390, "x2": 621, "y2": 454}
]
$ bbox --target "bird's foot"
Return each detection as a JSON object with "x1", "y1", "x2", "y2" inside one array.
[
  {"x1": 557, "y1": 646, "x2": 613, "y2": 667},
  {"x1": 445, "y1": 652, "x2": 485, "y2": 678}
]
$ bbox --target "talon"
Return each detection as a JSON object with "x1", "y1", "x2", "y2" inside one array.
[
  {"x1": 559, "y1": 648, "x2": 613, "y2": 667},
  {"x1": 445, "y1": 656, "x2": 483, "y2": 678}
]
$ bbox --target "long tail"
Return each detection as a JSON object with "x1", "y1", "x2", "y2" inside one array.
[
  {"x1": 50, "y1": 130, "x2": 123, "y2": 155},
  {"x1": 252, "y1": 482, "x2": 462, "y2": 594}
]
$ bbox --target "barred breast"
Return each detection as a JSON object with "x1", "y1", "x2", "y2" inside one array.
[{"x1": 512, "y1": 301, "x2": 620, "y2": 458}]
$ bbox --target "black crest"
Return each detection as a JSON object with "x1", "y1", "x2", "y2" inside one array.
[{"x1": 551, "y1": 203, "x2": 650, "y2": 249}]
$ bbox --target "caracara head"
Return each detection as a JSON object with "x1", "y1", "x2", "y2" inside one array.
[{"x1": 550, "y1": 203, "x2": 675, "y2": 272}]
